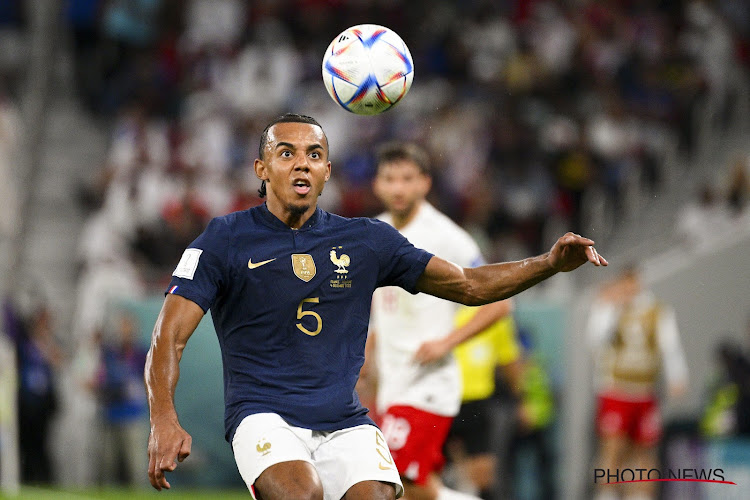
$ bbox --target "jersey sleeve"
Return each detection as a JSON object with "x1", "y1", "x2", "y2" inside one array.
[
  {"x1": 165, "y1": 217, "x2": 230, "y2": 312},
  {"x1": 656, "y1": 304, "x2": 688, "y2": 389},
  {"x1": 366, "y1": 219, "x2": 433, "y2": 293}
]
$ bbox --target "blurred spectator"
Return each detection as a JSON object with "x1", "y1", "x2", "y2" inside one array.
[
  {"x1": 719, "y1": 315, "x2": 750, "y2": 437},
  {"x1": 527, "y1": 2, "x2": 578, "y2": 79},
  {"x1": 680, "y1": 0, "x2": 735, "y2": 105},
  {"x1": 98, "y1": 0, "x2": 164, "y2": 113},
  {"x1": 0, "y1": 86, "x2": 20, "y2": 245},
  {"x1": 95, "y1": 311, "x2": 148, "y2": 488},
  {"x1": 133, "y1": 170, "x2": 211, "y2": 273},
  {"x1": 700, "y1": 339, "x2": 743, "y2": 438},
  {"x1": 15, "y1": 303, "x2": 64, "y2": 485},
  {"x1": 675, "y1": 152, "x2": 750, "y2": 249},
  {"x1": 675, "y1": 182, "x2": 732, "y2": 248},
  {"x1": 550, "y1": 137, "x2": 595, "y2": 234},
  {"x1": 725, "y1": 154, "x2": 750, "y2": 216},
  {"x1": 461, "y1": 8, "x2": 516, "y2": 85},
  {"x1": 218, "y1": 18, "x2": 302, "y2": 117},
  {"x1": 504, "y1": 330, "x2": 556, "y2": 500},
  {"x1": 66, "y1": 327, "x2": 105, "y2": 486},
  {"x1": 585, "y1": 89, "x2": 641, "y2": 213},
  {"x1": 0, "y1": 0, "x2": 27, "y2": 93},
  {"x1": 65, "y1": 0, "x2": 105, "y2": 111},
  {"x1": 183, "y1": 0, "x2": 245, "y2": 52}
]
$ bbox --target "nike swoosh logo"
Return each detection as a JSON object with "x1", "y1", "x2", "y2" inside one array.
[
  {"x1": 379, "y1": 462, "x2": 395, "y2": 471},
  {"x1": 248, "y1": 258, "x2": 276, "y2": 269}
]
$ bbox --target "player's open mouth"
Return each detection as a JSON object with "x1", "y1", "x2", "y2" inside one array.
[{"x1": 293, "y1": 179, "x2": 311, "y2": 195}]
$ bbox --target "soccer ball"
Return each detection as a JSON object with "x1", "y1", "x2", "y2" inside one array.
[{"x1": 322, "y1": 24, "x2": 414, "y2": 115}]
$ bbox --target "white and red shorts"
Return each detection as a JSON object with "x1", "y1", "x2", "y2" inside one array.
[
  {"x1": 378, "y1": 405, "x2": 454, "y2": 485},
  {"x1": 596, "y1": 393, "x2": 662, "y2": 445}
]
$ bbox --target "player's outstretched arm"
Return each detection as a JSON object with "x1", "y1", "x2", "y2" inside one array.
[
  {"x1": 145, "y1": 293, "x2": 204, "y2": 491},
  {"x1": 414, "y1": 299, "x2": 513, "y2": 365},
  {"x1": 415, "y1": 232, "x2": 607, "y2": 305}
]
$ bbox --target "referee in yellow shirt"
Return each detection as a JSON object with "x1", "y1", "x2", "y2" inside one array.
[{"x1": 445, "y1": 300, "x2": 523, "y2": 499}]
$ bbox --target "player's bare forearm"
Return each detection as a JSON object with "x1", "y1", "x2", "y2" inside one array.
[
  {"x1": 414, "y1": 299, "x2": 513, "y2": 364},
  {"x1": 145, "y1": 294, "x2": 203, "y2": 422},
  {"x1": 416, "y1": 232, "x2": 606, "y2": 305},
  {"x1": 447, "y1": 299, "x2": 513, "y2": 348},
  {"x1": 416, "y1": 254, "x2": 554, "y2": 305},
  {"x1": 145, "y1": 294, "x2": 203, "y2": 490}
]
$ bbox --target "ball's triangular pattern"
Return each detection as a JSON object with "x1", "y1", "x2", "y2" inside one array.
[{"x1": 322, "y1": 24, "x2": 414, "y2": 115}]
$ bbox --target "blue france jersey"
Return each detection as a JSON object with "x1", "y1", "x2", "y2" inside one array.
[{"x1": 166, "y1": 203, "x2": 433, "y2": 442}]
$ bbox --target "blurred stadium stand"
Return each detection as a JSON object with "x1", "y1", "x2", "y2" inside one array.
[{"x1": 1, "y1": 0, "x2": 749, "y2": 497}]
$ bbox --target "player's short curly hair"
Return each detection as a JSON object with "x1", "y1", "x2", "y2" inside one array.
[
  {"x1": 257, "y1": 113, "x2": 328, "y2": 198},
  {"x1": 375, "y1": 141, "x2": 431, "y2": 176}
]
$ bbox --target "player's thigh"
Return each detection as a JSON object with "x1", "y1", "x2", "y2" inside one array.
[
  {"x1": 315, "y1": 424, "x2": 402, "y2": 500},
  {"x1": 232, "y1": 413, "x2": 321, "y2": 500},
  {"x1": 342, "y1": 480, "x2": 397, "y2": 500},
  {"x1": 255, "y1": 461, "x2": 323, "y2": 500}
]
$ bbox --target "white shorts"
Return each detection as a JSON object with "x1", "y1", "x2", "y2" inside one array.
[{"x1": 232, "y1": 413, "x2": 404, "y2": 500}]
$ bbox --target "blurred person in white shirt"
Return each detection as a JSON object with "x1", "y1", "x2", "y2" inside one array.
[{"x1": 362, "y1": 142, "x2": 512, "y2": 500}]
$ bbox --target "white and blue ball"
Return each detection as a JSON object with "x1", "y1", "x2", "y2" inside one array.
[{"x1": 322, "y1": 24, "x2": 414, "y2": 115}]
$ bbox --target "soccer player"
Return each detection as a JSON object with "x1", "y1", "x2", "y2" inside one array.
[
  {"x1": 145, "y1": 113, "x2": 607, "y2": 500},
  {"x1": 587, "y1": 266, "x2": 687, "y2": 500},
  {"x1": 445, "y1": 304, "x2": 524, "y2": 499},
  {"x1": 364, "y1": 142, "x2": 514, "y2": 500}
]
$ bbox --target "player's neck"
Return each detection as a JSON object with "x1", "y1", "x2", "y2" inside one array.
[
  {"x1": 390, "y1": 201, "x2": 423, "y2": 230},
  {"x1": 265, "y1": 198, "x2": 316, "y2": 229}
]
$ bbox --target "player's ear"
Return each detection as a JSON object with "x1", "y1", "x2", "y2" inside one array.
[
  {"x1": 254, "y1": 158, "x2": 268, "y2": 181},
  {"x1": 324, "y1": 161, "x2": 331, "y2": 182},
  {"x1": 421, "y1": 173, "x2": 432, "y2": 195},
  {"x1": 372, "y1": 173, "x2": 383, "y2": 199}
]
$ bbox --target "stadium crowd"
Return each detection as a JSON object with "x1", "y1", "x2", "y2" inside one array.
[{"x1": 70, "y1": 0, "x2": 749, "y2": 300}]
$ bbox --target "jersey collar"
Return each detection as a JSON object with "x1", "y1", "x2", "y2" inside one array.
[{"x1": 258, "y1": 202, "x2": 323, "y2": 231}]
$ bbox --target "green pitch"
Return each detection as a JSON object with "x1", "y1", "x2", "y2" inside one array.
[{"x1": 15, "y1": 487, "x2": 249, "y2": 499}]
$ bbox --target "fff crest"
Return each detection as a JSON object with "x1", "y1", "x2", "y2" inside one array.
[
  {"x1": 329, "y1": 247, "x2": 350, "y2": 274},
  {"x1": 256, "y1": 439, "x2": 271, "y2": 456},
  {"x1": 291, "y1": 254, "x2": 316, "y2": 282}
]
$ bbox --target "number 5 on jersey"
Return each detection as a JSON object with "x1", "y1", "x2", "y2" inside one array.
[{"x1": 296, "y1": 297, "x2": 322, "y2": 336}]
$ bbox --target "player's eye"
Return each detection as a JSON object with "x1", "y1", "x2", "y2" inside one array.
[
  {"x1": 281, "y1": 150, "x2": 293, "y2": 158},
  {"x1": 310, "y1": 151, "x2": 321, "y2": 159}
]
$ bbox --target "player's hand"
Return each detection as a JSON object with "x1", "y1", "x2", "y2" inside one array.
[
  {"x1": 414, "y1": 338, "x2": 451, "y2": 365},
  {"x1": 147, "y1": 418, "x2": 192, "y2": 491},
  {"x1": 548, "y1": 232, "x2": 608, "y2": 272}
]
